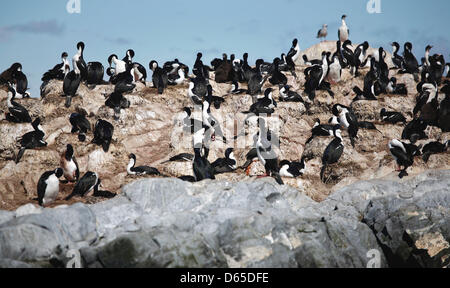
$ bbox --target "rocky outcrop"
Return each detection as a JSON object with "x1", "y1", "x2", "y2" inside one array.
[
  {"x1": 1, "y1": 42, "x2": 449, "y2": 210},
  {"x1": 0, "y1": 170, "x2": 448, "y2": 268}
]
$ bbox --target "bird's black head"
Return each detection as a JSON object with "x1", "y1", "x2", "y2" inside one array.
[
  {"x1": 390, "y1": 77, "x2": 397, "y2": 84},
  {"x1": 243, "y1": 53, "x2": 248, "y2": 60},
  {"x1": 62, "y1": 52, "x2": 69, "y2": 59},
  {"x1": 108, "y1": 54, "x2": 118, "y2": 66},
  {"x1": 273, "y1": 57, "x2": 281, "y2": 65},
  {"x1": 129, "y1": 153, "x2": 137, "y2": 161},
  {"x1": 10, "y1": 63, "x2": 22, "y2": 72},
  {"x1": 77, "y1": 42, "x2": 85, "y2": 51},
  {"x1": 230, "y1": 54, "x2": 235, "y2": 61},
  {"x1": 225, "y1": 148, "x2": 234, "y2": 158},
  {"x1": 405, "y1": 42, "x2": 413, "y2": 51},
  {"x1": 149, "y1": 60, "x2": 158, "y2": 71},
  {"x1": 55, "y1": 168, "x2": 64, "y2": 178},
  {"x1": 127, "y1": 49, "x2": 135, "y2": 58},
  {"x1": 264, "y1": 88, "x2": 273, "y2": 98},
  {"x1": 380, "y1": 108, "x2": 387, "y2": 116},
  {"x1": 292, "y1": 39, "x2": 298, "y2": 46},
  {"x1": 341, "y1": 14, "x2": 347, "y2": 20},
  {"x1": 78, "y1": 134, "x2": 86, "y2": 142},
  {"x1": 197, "y1": 53, "x2": 203, "y2": 59},
  {"x1": 222, "y1": 53, "x2": 228, "y2": 60},
  {"x1": 183, "y1": 107, "x2": 192, "y2": 117},
  {"x1": 425, "y1": 45, "x2": 433, "y2": 52}
]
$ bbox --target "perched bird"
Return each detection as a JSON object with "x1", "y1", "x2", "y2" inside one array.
[
  {"x1": 332, "y1": 104, "x2": 359, "y2": 148},
  {"x1": 188, "y1": 75, "x2": 208, "y2": 105},
  {"x1": 279, "y1": 85, "x2": 307, "y2": 106},
  {"x1": 149, "y1": 60, "x2": 168, "y2": 94},
  {"x1": 317, "y1": 24, "x2": 328, "y2": 41},
  {"x1": 287, "y1": 39, "x2": 301, "y2": 63},
  {"x1": 279, "y1": 157, "x2": 306, "y2": 178},
  {"x1": 386, "y1": 77, "x2": 408, "y2": 95},
  {"x1": 168, "y1": 67, "x2": 186, "y2": 86},
  {"x1": 42, "y1": 52, "x2": 71, "y2": 82},
  {"x1": 16, "y1": 118, "x2": 47, "y2": 164},
  {"x1": 402, "y1": 119, "x2": 428, "y2": 142},
  {"x1": 127, "y1": 154, "x2": 160, "y2": 176},
  {"x1": 4, "y1": 84, "x2": 32, "y2": 123},
  {"x1": 92, "y1": 119, "x2": 114, "y2": 152},
  {"x1": 269, "y1": 58, "x2": 287, "y2": 86},
  {"x1": 321, "y1": 126, "x2": 344, "y2": 183},
  {"x1": 388, "y1": 139, "x2": 421, "y2": 178},
  {"x1": 305, "y1": 118, "x2": 336, "y2": 145},
  {"x1": 63, "y1": 48, "x2": 83, "y2": 108},
  {"x1": 438, "y1": 84, "x2": 450, "y2": 132},
  {"x1": 105, "y1": 91, "x2": 130, "y2": 121},
  {"x1": 60, "y1": 144, "x2": 80, "y2": 183},
  {"x1": 242, "y1": 88, "x2": 277, "y2": 115},
  {"x1": 70, "y1": 112, "x2": 91, "y2": 142},
  {"x1": 380, "y1": 108, "x2": 407, "y2": 125},
  {"x1": 65, "y1": 172, "x2": 100, "y2": 200},
  {"x1": 192, "y1": 128, "x2": 215, "y2": 182},
  {"x1": 338, "y1": 15, "x2": 349, "y2": 43},
  {"x1": 211, "y1": 148, "x2": 237, "y2": 175},
  {"x1": 391, "y1": 42, "x2": 403, "y2": 69},
  {"x1": 421, "y1": 140, "x2": 450, "y2": 163},
  {"x1": 401, "y1": 42, "x2": 419, "y2": 81},
  {"x1": 37, "y1": 168, "x2": 64, "y2": 207},
  {"x1": 229, "y1": 81, "x2": 247, "y2": 95}
]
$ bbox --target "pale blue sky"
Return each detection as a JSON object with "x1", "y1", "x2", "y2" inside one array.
[{"x1": 1, "y1": 0, "x2": 449, "y2": 97}]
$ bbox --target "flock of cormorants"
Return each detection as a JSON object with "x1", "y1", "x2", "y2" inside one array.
[{"x1": 0, "y1": 15, "x2": 449, "y2": 207}]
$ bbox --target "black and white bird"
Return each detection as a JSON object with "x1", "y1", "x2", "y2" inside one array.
[
  {"x1": 16, "y1": 118, "x2": 47, "y2": 164},
  {"x1": 305, "y1": 118, "x2": 336, "y2": 144},
  {"x1": 127, "y1": 154, "x2": 160, "y2": 176},
  {"x1": 247, "y1": 59, "x2": 269, "y2": 97},
  {"x1": 386, "y1": 77, "x2": 408, "y2": 95},
  {"x1": 70, "y1": 112, "x2": 91, "y2": 142},
  {"x1": 63, "y1": 49, "x2": 83, "y2": 108},
  {"x1": 130, "y1": 63, "x2": 147, "y2": 86},
  {"x1": 192, "y1": 128, "x2": 215, "y2": 182},
  {"x1": 388, "y1": 139, "x2": 420, "y2": 178},
  {"x1": 269, "y1": 58, "x2": 287, "y2": 86},
  {"x1": 338, "y1": 15, "x2": 349, "y2": 43},
  {"x1": 279, "y1": 85, "x2": 308, "y2": 108},
  {"x1": 402, "y1": 118, "x2": 428, "y2": 142},
  {"x1": 413, "y1": 82, "x2": 439, "y2": 126},
  {"x1": 304, "y1": 52, "x2": 329, "y2": 101},
  {"x1": 211, "y1": 148, "x2": 237, "y2": 175},
  {"x1": 353, "y1": 41, "x2": 369, "y2": 76},
  {"x1": 42, "y1": 52, "x2": 70, "y2": 82},
  {"x1": 9, "y1": 63, "x2": 30, "y2": 98},
  {"x1": 401, "y1": 42, "x2": 420, "y2": 81},
  {"x1": 320, "y1": 126, "x2": 344, "y2": 183},
  {"x1": 108, "y1": 54, "x2": 127, "y2": 79},
  {"x1": 380, "y1": 108, "x2": 407, "y2": 125},
  {"x1": 332, "y1": 104, "x2": 359, "y2": 148},
  {"x1": 37, "y1": 168, "x2": 64, "y2": 207},
  {"x1": 105, "y1": 91, "x2": 130, "y2": 121},
  {"x1": 254, "y1": 118, "x2": 283, "y2": 185},
  {"x1": 92, "y1": 119, "x2": 114, "y2": 152},
  {"x1": 188, "y1": 76, "x2": 208, "y2": 105},
  {"x1": 168, "y1": 66, "x2": 186, "y2": 86},
  {"x1": 193, "y1": 53, "x2": 211, "y2": 79},
  {"x1": 287, "y1": 38, "x2": 301, "y2": 63},
  {"x1": 122, "y1": 49, "x2": 135, "y2": 68},
  {"x1": 229, "y1": 81, "x2": 247, "y2": 94},
  {"x1": 73, "y1": 42, "x2": 87, "y2": 81},
  {"x1": 4, "y1": 84, "x2": 32, "y2": 123},
  {"x1": 279, "y1": 157, "x2": 306, "y2": 178},
  {"x1": 391, "y1": 42, "x2": 403, "y2": 69},
  {"x1": 149, "y1": 60, "x2": 168, "y2": 94},
  {"x1": 60, "y1": 144, "x2": 80, "y2": 183},
  {"x1": 317, "y1": 24, "x2": 328, "y2": 41},
  {"x1": 242, "y1": 88, "x2": 277, "y2": 115},
  {"x1": 421, "y1": 140, "x2": 450, "y2": 163},
  {"x1": 65, "y1": 171, "x2": 100, "y2": 200}
]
